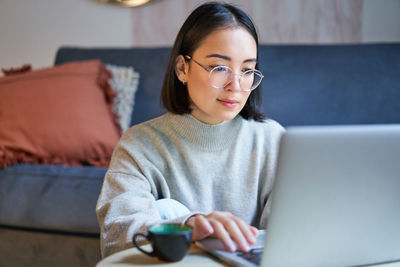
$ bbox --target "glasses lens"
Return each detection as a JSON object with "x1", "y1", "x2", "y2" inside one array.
[
  {"x1": 241, "y1": 70, "x2": 263, "y2": 91},
  {"x1": 209, "y1": 67, "x2": 263, "y2": 91},
  {"x1": 209, "y1": 66, "x2": 231, "y2": 88}
]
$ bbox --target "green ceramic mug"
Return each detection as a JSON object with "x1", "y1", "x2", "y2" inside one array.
[{"x1": 132, "y1": 223, "x2": 193, "y2": 262}]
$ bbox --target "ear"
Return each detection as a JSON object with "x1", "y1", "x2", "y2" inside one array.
[{"x1": 175, "y1": 55, "x2": 188, "y2": 84}]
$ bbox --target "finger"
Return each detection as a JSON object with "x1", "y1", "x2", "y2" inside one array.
[
  {"x1": 189, "y1": 215, "x2": 214, "y2": 241},
  {"x1": 224, "y1": 219, "x2": 251, "y2": 252},
  {"x1": 233, "y1": 217, "x2": 257, "y2": 245},
  {"x1": 210, "y1": 220, "x2": 237, "y2": 252},
  {"x1": 250, "y1": 226, "x2": 259, "y2": 237},
  {"x1": 193, "y1": 215, "x2": 214, "y2": 240}
]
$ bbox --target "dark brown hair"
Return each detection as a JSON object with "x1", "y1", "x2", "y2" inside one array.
[{"x1": 161, "y1": 2, "x2": 264, "y2": 121}]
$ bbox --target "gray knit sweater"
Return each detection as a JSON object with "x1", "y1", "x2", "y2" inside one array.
[{"x1": 96, "y1": 113, "x2": 285, "y2": 257}]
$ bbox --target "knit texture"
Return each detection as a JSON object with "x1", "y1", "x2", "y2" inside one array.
[{"x1": 96, "y1": 113, "x2": 285, "y2": 257}]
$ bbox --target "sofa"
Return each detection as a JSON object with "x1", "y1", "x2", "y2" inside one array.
[{"x1": 0, "y1": 43, "x2": 399, "y2": 267}]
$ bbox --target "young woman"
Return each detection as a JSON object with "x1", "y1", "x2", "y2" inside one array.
[{"x1": 96, "y1": 2, "x2": 285, "y2": 258}]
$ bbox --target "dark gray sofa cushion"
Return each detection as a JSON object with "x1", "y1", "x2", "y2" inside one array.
[{"x1": 0, "y1": 164, "x2": 106, "y2": 234}]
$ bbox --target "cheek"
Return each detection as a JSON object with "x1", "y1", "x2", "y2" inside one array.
[
  {"x1": 242, "y1": 92, "x2": 251, "y2": 103},
  {"x1": 187, "y1": 75, "x2": 216, "y2": 100},
  {"x1": 193, "y1": 73, "x2": 210, "y2": 89},
  {"x1": 188, "y1": 85, "x2": 215, "y2": 105}
]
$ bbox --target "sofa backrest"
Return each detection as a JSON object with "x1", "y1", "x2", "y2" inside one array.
[
  {"x1": 258, "y1": 44, "x2": 400, "y2": 126},
  {"x1": 55, "y1": 44, "x2": 400, "y2": 127}
]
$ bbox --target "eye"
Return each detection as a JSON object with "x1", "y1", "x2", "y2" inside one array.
[
  {"x1": 242, "y1": 68, "x2": 255, "y2": 76},
  {"x1": 212, "y1": 66, "x2": 229, "y2": 72},
  {"x1": 242, "y1": 68, "x2": 254, "y2": 73}
]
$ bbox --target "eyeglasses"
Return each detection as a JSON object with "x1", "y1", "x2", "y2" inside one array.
[{"x1": 185, "y1": 55, "x2": 263, "y2": 92}]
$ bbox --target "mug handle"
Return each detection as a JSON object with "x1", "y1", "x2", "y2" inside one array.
[{"x1": 132, "y1": 233, "x2": 156, "y2": 257}]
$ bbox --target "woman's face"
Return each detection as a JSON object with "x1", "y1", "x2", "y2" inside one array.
[{"x1": 185, "y1": 27, "x2": 257, "y2": 124}]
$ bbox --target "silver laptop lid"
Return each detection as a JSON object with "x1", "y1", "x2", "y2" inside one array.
[{"x1": 262, "y1": 124, "x2": 400, "y2": 267}]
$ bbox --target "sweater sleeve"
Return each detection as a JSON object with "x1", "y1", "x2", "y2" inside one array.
[{"x1": 96, "y1": 135, "x2": 190, "y2": 258}]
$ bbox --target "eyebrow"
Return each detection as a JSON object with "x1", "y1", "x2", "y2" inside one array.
[{"x1": 206, "y1": 53, "x2": 257, "y2": 63}]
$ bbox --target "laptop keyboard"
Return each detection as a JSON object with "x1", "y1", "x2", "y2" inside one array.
[{"x1": 236, "y1": 248, "x2": 263, "y2": 265}]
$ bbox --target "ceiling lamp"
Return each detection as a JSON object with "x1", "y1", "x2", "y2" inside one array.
[{"x1": 97, "y1": 0, "x2": 152, "y2": 7}]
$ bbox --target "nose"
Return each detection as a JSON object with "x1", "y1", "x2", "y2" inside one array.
[{"x1": 225, "y1": 73, "x2": 242, "y2": 92}]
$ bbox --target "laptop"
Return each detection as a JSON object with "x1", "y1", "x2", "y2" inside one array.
[{"x1": 196, "y1": 124, "x2": 400, "y2": 267}]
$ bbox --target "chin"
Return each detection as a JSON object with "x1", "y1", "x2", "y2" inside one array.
[{"x1": 217, "y1": 111, "x2": 240, "y2": 122}]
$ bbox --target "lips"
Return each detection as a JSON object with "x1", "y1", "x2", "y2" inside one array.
[{"x1": 218, "y1": 98, "x2": 239, "y2": 108}]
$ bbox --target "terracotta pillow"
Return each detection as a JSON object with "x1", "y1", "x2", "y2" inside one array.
[{"x1": 0, "y1": 60, "x2": 121, "y2": 168}]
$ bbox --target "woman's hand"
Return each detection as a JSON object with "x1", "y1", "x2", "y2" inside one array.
[{"x1": 185, "y1": 211, "x2": 259, "y2": 252}]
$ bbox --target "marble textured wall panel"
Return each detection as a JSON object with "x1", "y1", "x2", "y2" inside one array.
[{"x1": 131, "y1": 0, "x2": 364, "y2": 46}]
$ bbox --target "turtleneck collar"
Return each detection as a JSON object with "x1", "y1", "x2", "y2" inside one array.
[{"x1": 165, "y1": 113, "x2": 243, "y2": 151}]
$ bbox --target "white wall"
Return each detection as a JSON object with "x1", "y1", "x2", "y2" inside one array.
[
  {"x1": 362, "y1": 0, "x2": 400, "y2": 42},
  {"x1": 0, "y1": 0, "x2": 399, "y2": 70},
  {"x1": 0, "y1": 0, "x2": 132, "y2": 69}
]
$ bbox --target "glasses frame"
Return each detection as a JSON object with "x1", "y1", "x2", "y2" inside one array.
[{"x1": 185, "y1": 55, "x2": 264, "y2": 92}]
